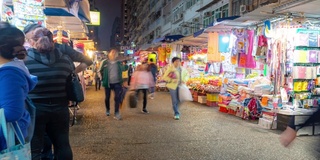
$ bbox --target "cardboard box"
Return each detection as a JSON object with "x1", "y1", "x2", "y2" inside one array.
[
  {"x1": 198, "y1": 96, "x2": 207, "y2": 104},
  {"x1": 297, "y1": 126, "x2": 313, "y2": 136},
  {"x1": 259, "y1": 118, "x2": 277, "y2": 129}
]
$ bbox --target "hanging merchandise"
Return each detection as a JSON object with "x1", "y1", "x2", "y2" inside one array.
[
  {"x1": 148, "y1": 52, "x2": 157, "y2": 63},
  {"x1": 12, "y1": 0, "x2": 45, "y2": 30},
  {"x1": 234, "y1": 29, "x2": 247, "y2": 54},
  {"x1": 1, "y1": 5, "x2": 13, "y2": 22},
  {"x1": 246, "y1": 30, "x2": 257, "y2": 69},
  {"x1": 238, "y1": 52, "x2": 247, "y2": 68},
  {"x1": 158, "y1": 47, "x2": 167, "y2": 67},
  {"x1": 165, "y1": 45, "x2": 172, "y2": 59},
  {"x1": 256, "y1": 28, "x2": 269, "y2": 57},
  {"x1": 207, "y1": 32, "x2": 221, "y2": 62}
]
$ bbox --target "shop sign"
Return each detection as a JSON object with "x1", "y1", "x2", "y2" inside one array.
[
  {"x1": 120, "y1": 46, "x2": 137, "y2": 50},
  {"x1": 88, "y1": 11, "x2": 100, "y2": 26}
]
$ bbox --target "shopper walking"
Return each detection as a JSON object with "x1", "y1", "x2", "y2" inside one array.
[
  {"x1": 100, "y1": 49, "x2": 125, "y2": 120},
  {"x1": 162, "y1": 57, "x2": 189, "y2": 120},
  {"x1": 0, "y1": 22, "x2": 37, "y2": 151},
  {"x1": 25, "y1": 27, "x2": 92, "y2": 160},
  {"x1": 94, "y1": 62, "x2": 102, "y2": 91},
  {"x1": 148, "y1": 59, "x2": 158, "y2": 99},
  {"x1": 131, "y1": 63, "x2": 155, "y2": 113},
  {"x1": 128, "y1": 64, "x2": 134, "y2": 86}
]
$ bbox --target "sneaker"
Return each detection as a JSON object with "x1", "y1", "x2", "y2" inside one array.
[
  {"x1": 106, "y1": 111, "x2": 110, "y2": 116},
  {"x1": 114, "y1": 113, "x2": 122, "y2": 120},
  {"x1": 174, "y1": 115, "x2": 180, "y2": 120},
  {"x1": 142, "y1": 109, "x2": 149, "y2": 114}
]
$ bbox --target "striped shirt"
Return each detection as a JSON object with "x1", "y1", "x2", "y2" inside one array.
[{"x1": 25, "y1": 48, "x2": 73, "y2": 100}]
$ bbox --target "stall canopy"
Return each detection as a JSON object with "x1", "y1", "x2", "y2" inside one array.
[
  {"x1": 152, "y1": 35, "x2": 184, "y2": 44},
  {"x1": 45, "y1": 16, "x2": 88, "y2": 39},
  {"x1": 77, "y1": 0, "x2": 91, "y2": 23},
  {"x1": 174, "y1": 16, "x2": 240, "y2": 46},
  {"x1": 43, "y1": 0, "x2": 90, "y2": 39}
]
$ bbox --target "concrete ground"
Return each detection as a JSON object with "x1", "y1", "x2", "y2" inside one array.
[{"x1": 70, "y1": 87, "x2": 320, "y2": 160}]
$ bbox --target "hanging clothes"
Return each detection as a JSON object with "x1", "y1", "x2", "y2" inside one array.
[
  {"x1": 207, "y1": 32, "x2": 221, "y2": 62},
  {"x1": 246, "y1": 30, "x2": 256, "y2": 69}
]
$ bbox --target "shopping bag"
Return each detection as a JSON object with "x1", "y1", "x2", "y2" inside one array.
[
  {"x1": 119, "y1": 87, "x2": 128, "y2": 110},
  {"x1": 128, "y1": 90, "x2": 138, "y2": 108},
  {"x1": 178, "y1": 84, "x2": 193, "y2": 102},
  {"x1": 0, "y1": 109, "x2": 31, "y2": 160}
]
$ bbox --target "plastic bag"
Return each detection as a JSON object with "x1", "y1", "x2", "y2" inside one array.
[{"x1": 178, "y1": 84, "x2": 193, "y2": 102}]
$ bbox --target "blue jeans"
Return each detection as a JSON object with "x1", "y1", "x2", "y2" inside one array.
[
  {"x1": 150, "y1": 87, "x2": 155, "y2": 94},
  {"x1": 169, "y1": 87, "x2": 180, "y2": 116},
  {"x1": 104, "y1": 83, "x2": 122, "y2": 114}
]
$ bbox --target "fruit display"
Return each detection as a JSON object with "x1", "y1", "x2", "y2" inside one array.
[{"x1": 187, "y1": 76, "x2": 222, "y2": 93}]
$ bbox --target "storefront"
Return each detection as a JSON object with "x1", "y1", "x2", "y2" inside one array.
[{"x1": 162, "y1": 1, "x2": 320, "y2": 136}]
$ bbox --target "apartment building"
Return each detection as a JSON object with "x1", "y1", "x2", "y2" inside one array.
[{"x1": 124, "y1": 0, "x2": 279, "y2": 49}]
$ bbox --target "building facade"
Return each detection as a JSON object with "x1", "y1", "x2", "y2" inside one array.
[
  {"x1": 123, "y1": 0, "x2": 279, "y2": 49},
  {"x1": 110, "y1": 17, "x2": 122, "y2": 49}
]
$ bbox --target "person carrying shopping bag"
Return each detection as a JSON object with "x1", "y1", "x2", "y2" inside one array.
[
  {"x1": 162, "y1": 57, "x2": 189, "y2": 120},
  {"x1": 0, "y1": 22, "x2": 38, "y2": 158},
  {"x1": 130, "y1": 64, "x2": 155, "y2": 113}
]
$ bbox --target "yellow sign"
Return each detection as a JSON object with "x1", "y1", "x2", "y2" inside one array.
[{"x1": 88, "y1": 11, "x2": 100, "y2": 26}]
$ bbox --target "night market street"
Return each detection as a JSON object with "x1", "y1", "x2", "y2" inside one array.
[{"x1": 70, "y1": 87, "x2": 320, "y2": 160}]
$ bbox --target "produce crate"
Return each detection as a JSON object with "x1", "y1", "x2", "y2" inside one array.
[
  {"x1": 219, "y1": 106, "x2": 228, "y2": 113},
  {"x1": 206, "y1": 100, "x2": 218, "y2": 107},
  {"x1": 206, "y1": 93, "x2": 219, "y2": 102}
]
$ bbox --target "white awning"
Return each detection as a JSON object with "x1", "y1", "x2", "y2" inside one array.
[{"x1": 45, "y1": 16, "x2": 88, "y2": 39}]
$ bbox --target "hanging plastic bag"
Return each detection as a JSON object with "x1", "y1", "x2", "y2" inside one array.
[{"x1": 179, "y1": 84, "x2": 193, "y2": 102}]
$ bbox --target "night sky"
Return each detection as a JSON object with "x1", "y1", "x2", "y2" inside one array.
[{"x1": 96, "y1": 0, "x2": 121, "y2": 51}]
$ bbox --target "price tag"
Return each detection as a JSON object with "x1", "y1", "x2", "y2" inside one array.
[
  {"x1": 231, "y1": 55, "x2": 237, "y2": 65},
  {"x1": 239, "y1": 54, "x2": 246, "y2": 67},
  {"x1": 261, "y1": 97, "x2": 268, "y2": 106},
  {"x1": 223, "y1": 78, "x2": 228, "y2": 84},
  {"x1": 219, "y1": 96, "x2": 223, "y2": 103}
]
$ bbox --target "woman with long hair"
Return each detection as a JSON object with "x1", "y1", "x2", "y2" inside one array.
[{"x1": 0, "y1": 22, "x2": 37, "y2": 151}]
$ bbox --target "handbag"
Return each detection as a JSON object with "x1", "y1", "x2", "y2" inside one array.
[
  {"x1": 0, "y1": 109, "x2": 31, "y2": 159},
  {"x1": 65, "y1": 55, "x2": 84, "y2": 102},
  {"x1": 66, "y1": 72, "x2": 84, "y2": 102},
  {"x1": 128, "y1": 90, "x2": 138, "y2": 108}
]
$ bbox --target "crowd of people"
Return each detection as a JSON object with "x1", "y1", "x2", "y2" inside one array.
[{"x1": 0, "y1": 21, "x2": 190, "y2": 160}]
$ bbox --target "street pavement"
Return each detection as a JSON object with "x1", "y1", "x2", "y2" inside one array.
[{"x1": 70, "y1": 86, "x2": 320, "y2": 160}]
